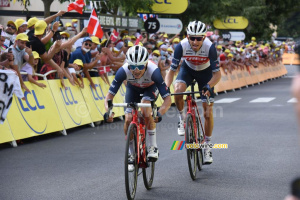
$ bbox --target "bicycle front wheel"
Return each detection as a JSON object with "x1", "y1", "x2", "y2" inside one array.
[
  {"x1": 125, "y1": 123, "x2": 138, "y2": 200},
  {"x1": 185, "y1": 113, "x2": 197, "y2": 180},
  {"x1": 195, "y1": 113, "x2": 204, "y2": 171},
  {"x1": 142, "y1": 130, "x2": 155, "y2": 190}
]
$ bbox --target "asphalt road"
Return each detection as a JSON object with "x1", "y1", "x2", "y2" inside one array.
[{"x1": 1, "y1": 65, "x2": 300, "y2": 200}]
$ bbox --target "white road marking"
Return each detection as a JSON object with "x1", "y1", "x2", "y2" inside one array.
[
  {"x1": 250, "y1": 97, "x2": 276, "y2": 103},
  {"x1": 287, "y1": 98, "x2": 298, "y2": 103},
  {"x1": 214, "y1": 98, "x2": 241, "y2": 103}
]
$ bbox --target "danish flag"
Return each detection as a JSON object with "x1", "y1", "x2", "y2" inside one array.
[
  {"x1": 135, "y1": 35, "x2": 143, "y2": 45},
  {"x1": 87, "y1": 9, "x2": 103, "y2": 39},
  {"x1": 110, "y1": 29, "x2": 119, "y2": 43},
  {"x1": 67, "y1": 0, "x2": 85, "y2": 14}
]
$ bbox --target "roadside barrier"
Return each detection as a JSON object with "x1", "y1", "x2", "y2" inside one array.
[
  {"x1": 282, "y1": 53, "x2": 300, "y2": 65},
  {"x1": 0, "y1": 63, "x2": 287, "y2": 146}
]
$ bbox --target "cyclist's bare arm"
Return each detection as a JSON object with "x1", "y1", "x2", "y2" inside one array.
[
  {"x1": 105, "y1": 93, "x2": 115, "y2": 112},
  {"x1": 166, "y1": 43, "x2": 183, "y2": 87},
  {"x1": 208, "y1": 71, "x2": 221, "y2": 88},
  {"x1": 166, "y1": 70, "x2": 175, "y2": 87},
  {"x1": 158, "y1": 96, "x2": 171, "y2": 116}
]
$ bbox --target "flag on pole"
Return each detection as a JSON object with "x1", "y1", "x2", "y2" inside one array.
[
  {"x1": 110, "y1": 29, "x2": 119, "y2": 43},
  {"x1": 67, "y1": 0, "x2": 85, "y2": 14},
  {"x1": 135, "y1": 35, "x2": 143, "y2": 45},
  {"x1": 87, "y1": 9, "x2": 103, "y2": 39}
]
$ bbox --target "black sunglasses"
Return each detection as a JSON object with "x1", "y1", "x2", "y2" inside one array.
[
  {"x1": 61, "y1": 37, "x2": 68, "y2": 40},
  {"x1": 189, "y1": 36, "x2": 204, "y2": 41},
  {"x1": 147, "y1": 48, "x2": 152, "y2": 50},
  {"x1": 84, "y1": 42, "x2": 92, "y2": 47},
  {"x1": 7, "y1": 24, "x2": 16, "y2": 30}
]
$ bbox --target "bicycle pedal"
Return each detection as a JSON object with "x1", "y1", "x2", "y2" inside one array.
[
  {"x1": 203, "y1": 161, "x2": 213, "y2": 165},
  {"x1": 128, "y1": 160, "x2": 135, "y2": 164},
  {"x1": 148, "y1": 157, "x2": 158, "y2": 162}
]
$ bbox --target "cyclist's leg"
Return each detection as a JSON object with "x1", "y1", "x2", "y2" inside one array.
[
  {"x1": 195, "y1": 67, "x2": 215, "y2": 163},
  {"x1": 124, "y1": 84, "x2": 142, "y2": 136},
  {"x1": 174, "y1": 61, "x2": 193, "y2": 120},
  {"x1": 194, "y1": 67, "x2": 215, "y2": 139},
  {"x1": 141, "y1": 85, "x2": 159, "y2": 159}
]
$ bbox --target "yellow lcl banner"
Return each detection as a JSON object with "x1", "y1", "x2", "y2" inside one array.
[
  {"x1": 139, "y1": 0, "x2": 189, "y2": 14},
  {"x1": 213, "y1": 16, "x2": 249, "y2": 29}
]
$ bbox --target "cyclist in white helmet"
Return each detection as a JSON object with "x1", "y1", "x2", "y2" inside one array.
[
  {"x1": 104, "y1": 45, "x2": 171, "y2": 162},
  {"x1": 166, "y1": 20, "x2": 221, "y2": 164}
]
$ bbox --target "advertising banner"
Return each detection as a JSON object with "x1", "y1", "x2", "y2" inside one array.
[
  {"x1": 0, "y1": 120, "x2": 14, "y2": 143},
  {"x1": 158, "y1": 18, "x2": 183, "y2": 34},
  {"x1": 213, "y1": 17, "x2": 249, "y2": 29},
  {"x1": 7, "y1": 81, "x2": 64, "y2": 140},
  {"x1": 48, "y1": 80, "x2": 92, "y2": 129},
  {"x1": 139, "y1": 0, "x2": 188, "y2": 14}
]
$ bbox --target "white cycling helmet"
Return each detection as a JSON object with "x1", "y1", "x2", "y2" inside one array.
[
  {"x1": 126, "y1": 45, "x2": 149, "y2": 65},
  {"x1": 186, "y1": 20, "x2": 207, "y2": 36}
]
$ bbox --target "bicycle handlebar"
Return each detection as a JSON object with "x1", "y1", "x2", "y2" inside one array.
[
  {"x1": 171, "y1": 91, "x2": 201, "y2": 96},
  {"x1": 112, "y1": 103, "x2": 151, "y2": 108},
  {"x1": 171, "y1": 92, "x2": 211, "y2": 105}
]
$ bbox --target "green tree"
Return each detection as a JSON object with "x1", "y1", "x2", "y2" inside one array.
[{"x1": 177, "y1": 0, "x2": 300, "y2": 41}]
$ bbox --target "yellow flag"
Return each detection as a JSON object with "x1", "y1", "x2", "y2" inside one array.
[{"x1": 13, "y1": 0, "x2": 16, "y2": 4}]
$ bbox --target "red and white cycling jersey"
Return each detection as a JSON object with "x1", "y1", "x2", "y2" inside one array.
[{"x1": 180, "y1": 37, "x2": 213, "y2": 71}]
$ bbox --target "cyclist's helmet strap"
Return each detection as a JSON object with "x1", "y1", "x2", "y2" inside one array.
[
  {"x1": 186, "y1": 20, "x2": 207, "y2": 36},
  {"x1": 126, "y1": 45, "x2": 149, "y2": 66}
]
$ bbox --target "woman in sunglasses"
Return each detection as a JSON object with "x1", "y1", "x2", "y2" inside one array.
[
  {"x1": 165, "y1": 20, "x2": 221, "y2": 164},
  {"x1": 104, "y1": 45, "x2": 171, "y2": 161}
]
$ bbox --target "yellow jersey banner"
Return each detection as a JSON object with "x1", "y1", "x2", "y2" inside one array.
[
  {"x1": 139, "y1": 0, "x2": 189, "y2": 14},
  {"x1": 48, "y1": 80, "x2": 92, "y2": 129},
  {"x1": 0, "y1": 120, "x2": 15, "y2": 144},
  {"x1": 7, "y1": 81, "x2": 64, "y2": 140},
  {"x1": 213, "y1": 17, "x2": 249, "y2": 29}
]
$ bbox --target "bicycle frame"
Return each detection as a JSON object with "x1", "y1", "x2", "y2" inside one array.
[
  {"x1": 184, "y1": 83, "x2": 206, "y2": 146},
  {"x1": 130, "y1": 109, "x2": 148, "y2": 169}
]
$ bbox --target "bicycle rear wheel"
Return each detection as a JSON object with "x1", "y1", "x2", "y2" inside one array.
[
  {"x1": 195, "y1": 114, "x2": 204, "y2": 171},
  {"x1": 142, "y1": 129, "x2": 155, "y2": 190},
  {"x1": 125, "y1": 123, "x2": 138, "y2": 200},
  {"x1": 185, "y1": 113, "x2": 197, "y2": 180}
]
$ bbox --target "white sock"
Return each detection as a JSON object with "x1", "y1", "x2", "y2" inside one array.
[
  {"x1": 205, "y1": 136, "x2": 211, "y2": 143},
  {"x1": 178, "y1": 109, "x2": 185, "y2": 121},
  {"x1": 129, "y1": 139, "x2": 134, "y2": 154},
  {"x1": 148, "y1": 129, "x2": 157, "y2": 148}
]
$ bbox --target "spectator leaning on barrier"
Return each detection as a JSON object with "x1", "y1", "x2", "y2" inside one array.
[
  {"x1": 0, "y1": 50, "x2": 14, "y2": 69},
  {"x1": 68, "y1": 59, "x2": 84, "y2": 88},
  {"x1": 4, "y1": 33, "x2": 33, "y2": 92},
  {"x1": 6, "y1": 33, "x2": 33, "y2": 71},
  {"x1": 27, "y1": 20, "x2": 64, "y2": 80},
  {"x1": 21, "y1": 51, "x2": 46, "y2": 88},
  {"x1": 69, "y1": 37, "x2": 101, "y2": 90}
]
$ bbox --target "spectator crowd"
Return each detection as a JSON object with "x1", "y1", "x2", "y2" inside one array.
[{"x1": 0, "y1": 12, "x2": 295, "y2": 92}]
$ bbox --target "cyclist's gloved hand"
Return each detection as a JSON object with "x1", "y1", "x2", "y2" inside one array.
[
  {"x1": 155, "y1": 112, "x2": 162, "y2": 123},
  {"x1": 202, "y1": 84, "x2": 213, "y2": 96},
  {"x1": 104, "y1": 111, "x2": 114, "y2": 123}
]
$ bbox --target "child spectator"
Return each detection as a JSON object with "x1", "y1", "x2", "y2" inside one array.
[
  {"x1": 21, "y1": 51, "x2": 46, "y2": 88},
  {"x1": 68, "y1": 59, "x2": 84, "y2": 88}
]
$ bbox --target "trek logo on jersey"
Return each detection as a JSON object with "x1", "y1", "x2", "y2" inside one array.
[
  {"x1": 184, "y1": 56, "x2": 209, "y2": 65},
  {"x1": 185, "y1": 50, "x2": 194, "y2": 55}
]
